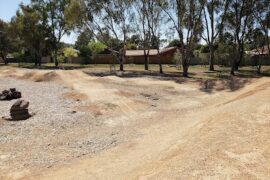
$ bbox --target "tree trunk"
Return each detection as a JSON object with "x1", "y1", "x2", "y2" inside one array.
[
  {"x1": 235, "y1": 43, "x2": 244, "y2": 71},
  {"x1": 144, "y1": 53, "x2": 149, "y2": 71},
  {"x1": 209, "y1": 45, "x2": 215, "y2": 71},
  {"x1": 231, "y1": 58, "x2": 235, "y2": 75},
  {"x1": 119, "y1": 50, "x2": 124, "y2": 71},
  {"x1": 54, "y1": 49, "x2": 58, "y2": 67},
  {"x1": 182, "y1": 56, "x2": 189, "y2": 77},
  {"x1": 231, "y1": 66, "x2": 235, "y2": 75},
  {"x1": 119, "y1": 48, "x2": 125, "y2": 71},
  {"x1": 159, "y1": 62, "x2": 162, "y2": 74},
  {"x1": 257, "y1": 63, "x2": 261, "y2": 74},
  {"x1": 157, "y1": 49, "x2": 162, "y2": 74},
  {"x1": 2, "y1": 55, "x2": 8, "y2": 65},
  {"x1": 235, "y1": 60, "x2": 240, "y2": 71},
  {"x1": 34, "y1": 53, "x2": 38, "y2": 67},
  {"x1": 183, "y1": 65, "x2": 188, "y2": 77},
  {"x1": 4, "y1": 58, "x2": 8, "y2": 65},
  {"x1": 120, "y1": 58, "x2": 124, "y2": 71},
  {"x1": 38, "y1": 53, "x2": 42, "y2": 67}
]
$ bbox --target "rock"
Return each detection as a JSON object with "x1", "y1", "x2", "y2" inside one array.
[
  {"x1": 0, "y1": 88, "x2": 22, "y2": 101},
  {"x1": 10, "y1": 111, "x2": 29, "y2": 117},
  {"x1": 11, "y1": 114, "x2": 31, "y2": 121},
  {"x1": 10, "y1": 88, "x2": 16, "y2": 92},
  {"x1": 11, "y1": 100, "x2": 29, "y2": 110},
  {"x1": 9, "y1": 100, "x2": 32, "y2": 121}
]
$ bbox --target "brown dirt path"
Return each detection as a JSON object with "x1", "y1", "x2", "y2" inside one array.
[
  {"x1": 22, "y1": 75, "x2": 270, "y2": 179},
  {"x1": 0, "y1": 67, "x2": 269, "y2": 179}
]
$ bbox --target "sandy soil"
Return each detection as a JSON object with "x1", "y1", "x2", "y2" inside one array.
[{"x1": 0, "y1": 67, "x2": 269, "y2": 179}]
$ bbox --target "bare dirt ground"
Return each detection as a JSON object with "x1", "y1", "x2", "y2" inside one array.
[{"x1": 0, "y1": 66, "x2": 269, "y2": 179}]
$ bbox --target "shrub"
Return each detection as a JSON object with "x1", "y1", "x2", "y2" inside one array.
[
  {"x1": 63, "y1": 47, "x2": 79, "y2": 58},
  {"x1": 126, "y1": 43, "x2": 137, "y2": 50},
  {"x1": 88, "y1": 41, "x2": 107, "y2": 55}
]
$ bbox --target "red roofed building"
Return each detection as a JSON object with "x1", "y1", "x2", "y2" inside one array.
[
  {"x1": 247, "y1": 45, "x2": 270, "y2": 57},
  {"x1": 124, "y1": 47, "x2": 178, "y2": 64}
]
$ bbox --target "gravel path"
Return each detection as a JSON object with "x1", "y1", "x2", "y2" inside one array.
[{"x1": 0, "y1": 78, "x2": 120, "y2": 176}]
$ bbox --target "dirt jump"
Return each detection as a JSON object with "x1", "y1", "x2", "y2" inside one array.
[{"x1": 0, "y1": 66, "x2": 269, "y2": 179}]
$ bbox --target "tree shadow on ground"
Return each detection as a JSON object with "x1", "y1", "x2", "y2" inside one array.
[
  {"x1": 84, "y1": 69, "x2": 266, "y2": 94},
  {"x1": 84, "y1": 70, "x2": 195, "y2": 84},
  {"x1": 198, "y1": 77, "x2": 254, "y2": 94},
  {"x1": 197, "y1": 69, "x2": 269, "y2": 93}
]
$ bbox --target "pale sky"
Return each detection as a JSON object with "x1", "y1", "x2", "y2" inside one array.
[{"x1": 0, "y1": 0, "x2": 77, "y2": 44}]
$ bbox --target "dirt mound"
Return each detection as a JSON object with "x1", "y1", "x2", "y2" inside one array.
[
  {"x1": 76, "y1": 104, "x2": 103, "y2": 117},
  {"x1": 20, "y1": 71, "x2": 61, "y2": 82},
  {"x1": 62, "y1": 92, "x2": 88, "y2": 101},
  {"x1": 223, "y1": 81, "x2": 270, "y2": 105}
]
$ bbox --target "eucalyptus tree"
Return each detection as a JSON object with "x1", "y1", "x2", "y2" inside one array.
[
  {"x1": 248, "y1": 0, "x2": 270, "y2": 74},
  {"x1": 0, "y1": 19, "x2": 9, "y2": 64},
  {"x1": 201, "y1": 0, "x2": 229, "y2": 71},
  {"x1": 30, "y1": 0, "x2": 76, "y2": 67},
  {"x1": 82, "y1": 0, "x2": 134, "y2": 71},
  {"x1": 224, "y1": 0, "x2": 255, "y2": 75},
  {"x1": 46, "y1": 0, "x2": 73, "y2": 67},
  {"x1": 145, "y1": 0, "x2": 165, "y2": 73},
  {"x1": 246, "y1": 28, "x2": 266, "y2": 73},
  {"x1": 12, "y1": 3, "x2": 51, "y2": 66},
  {"x1": 75, "y1": 29, "x2": 93, "y2": 57},
  {"x1": 253, "y1": 0, "x2": 270, "y2": 56},
  {"x1": 160, "y1": 0, "x2": 204, "y2": 77},
  {"x1": 134, "y1": 0, "x2": 152, "y2": 71}
]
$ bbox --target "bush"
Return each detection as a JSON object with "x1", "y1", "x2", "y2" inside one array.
[
  {"x1": 63, "y1": 47, "x2": 79, "y2": 58},
  {"x1": 79, "y1": 45, "x2": 92, "y2": 57},
  {"x1": 168, "y1": 39, "x2": 181, "y2": 47},
  {"x1": 88, "y1": 41, "x2": 107, "y2": 55},
  {"x1": 126, "y1": 43, "x2": 137, "y2": 50},
  {"x1": 58, "y1": 55, "x2": 66, "y2": 63}
]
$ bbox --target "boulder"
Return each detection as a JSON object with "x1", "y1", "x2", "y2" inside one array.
[
  {"x1": 9, "y1": 100, "x2": 31, "y2": 121},
  {"x1": 11, "y1": 100, "x2": 29, "y2": 110},
  {"x1": 0, "y1": 88, "x2": 22, "y2": 101}
]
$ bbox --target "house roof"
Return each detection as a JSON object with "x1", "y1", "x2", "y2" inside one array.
[
  {"x1": 125, "y1": 47, "x2": 177, "y2": 57},
  {"x1": 247, "y1": 45, "x2": 270, "y2": 56}
]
